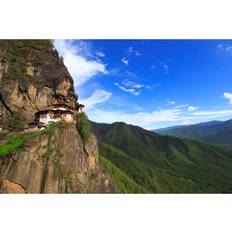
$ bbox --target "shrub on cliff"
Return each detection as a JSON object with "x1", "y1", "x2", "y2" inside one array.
[
  {"x1": 5, "y1": 113, "x2": 26, "y2": 131},
  {"x1": 76, "y1": 113, "x2": 91, "y2": 141},
  {"x1": 0, "y1": 121, "x2": 62, "y2": 158}
]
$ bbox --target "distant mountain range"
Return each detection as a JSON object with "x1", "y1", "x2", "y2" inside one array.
[
  {"x1": 153, "y1": 119, "x2": 232, "y2": 150},
  {"x1": 91, "y1": 121, "x2": 232, "y2": 193}
]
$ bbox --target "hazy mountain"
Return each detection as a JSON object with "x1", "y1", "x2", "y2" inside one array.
[
  {"x1": 91, "y1": 121, "x2": 232, "y2": 193},
  {"x1": 155, "y1": 119, "x2": 232, "y2": 150},
  {"x1": 154, "y1": 125, "x2": 185, "y2": 133}
]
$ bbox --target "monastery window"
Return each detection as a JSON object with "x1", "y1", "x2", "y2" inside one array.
[{"x1": 40, "y1": 114, "x2": 47, "y2": 119}]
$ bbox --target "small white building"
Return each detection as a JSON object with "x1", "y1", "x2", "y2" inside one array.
[
  {"x1": 35, "y1": 104, "x2": 76, "y2": 126},
  {"x1": 78, "y1": 104, "x2": 85, "y2": 113}
]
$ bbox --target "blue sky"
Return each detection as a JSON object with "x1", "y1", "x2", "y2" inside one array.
[{"x1": 54, "y1": 40, "x2": 232, "y2": 129}]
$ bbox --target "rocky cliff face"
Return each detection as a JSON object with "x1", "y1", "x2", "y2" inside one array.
[
  {"x1": 0, "y1": 123, "x2": 115, "y2": 193},
  {"x1": 0, "y1": 40, "x2": 116, "y2": 193},
  {"x1": 0, "y1": 40, "x2": 77, "y2": 125}
]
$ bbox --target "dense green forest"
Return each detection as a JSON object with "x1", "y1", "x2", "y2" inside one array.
[{"x1": 91, "y1": 121, "x2": 232, "y2": 193}]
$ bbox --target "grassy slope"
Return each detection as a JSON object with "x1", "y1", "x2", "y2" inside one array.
[
  {"x1": 92, "y1": 121, "x2": 232, "y2": 193},
  {"x1": 0, "y1": 122, "x2": 65, "y2": 157}
]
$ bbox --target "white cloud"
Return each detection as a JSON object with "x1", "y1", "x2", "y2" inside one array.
[
  {"x1": 218, "y1": 44, "x2": 232, "y2": 53},
  {"x1": 121, "y1": 57, "x2": 129, "y2": 65},
  {"x1": 95, "y1": 51, "x2": 105, "y2": 57},
  {"x1": 163, "y1": 64, "x2": 169, "y2": 74},
  {"x1": 187, "y1": 106, "x2": 199, "y2": 112},
  {"x1": 176, "y1": 104, "x2": 189, "y2": 109},
  {"x1": 86, "y1": 102, "x2": 232, "y2": 129},
  {"x1": 192, "y1": 109, "x2": 232, "y2": 117},
  {"x1": 156, "y1": 60, "x2": 170, "y2": 74},
  {"x1": 80, "y1": 89, "x2": 112, "y2": 109},
  {"x1": 135, "y1": 51, "x2": 141, "y2": 56},
  {"x1": 117, "y1": 85, "x2": 141, "y2": 96},
  {"x1": 224, "y1": 92, "x2": 232, "y2": 104},
  {"x1": 128, "y1": 46, "x2": 133, "y2": 53},
  {"x1": 127, "y1": 46, "x2": 141, "y2": 56},
  {"x1": 122, "y1": 79, "x2": 144, "y2": 89},
  {"x1": 54, "y1": 40, "x2": 108, "y2": 86},
  {"x1": 133, "y1": 92, "x2": 141, "y2": 96},
  {"x1": 114, "y1": 79, "x2": 149, "y2": 96},
  {"x1": 87, "y1": 108, "x2": 181, "y2": 128},
  {"x1": 182, "y1": 120, "x2": 193, "y2": 125},
  {"x1": 167, "y1": 100, "x2": 175, "y2": 105},
  {"x1": 118, "y1": 86, "x2": 136, "y2": 93}
]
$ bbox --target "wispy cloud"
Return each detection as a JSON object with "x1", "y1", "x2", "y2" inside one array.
[
  {"x1": 224, "y1": 92, "x2": 232, "y2": 104},
  {"x1": 88, "y1": 108, "x2": 182, "y2": 128},
  {"x1": 187, "y1": 106, "x2": 199, "y2": 112},
  {"x1": 135, "y1": 51, "x2": 141, "y2": 56},
  {"x1": 122, "y1": 79, "x2": 145, "y2": 89},
  {"x1": 80, "y1": 89, "x2": 112, "y2": 109},
  {"x1": 121, "y1": 47, "x2": 141, "y2": 67},
  {"x1": 166, "y1": 100, "x2": 176, "y2": 105},
  {"x1": 95, "y1": 51, "x2": 105, "y2": 57},
  {"x1": 54, "y1": 40, "x2": 108, "y2": 86},
  {"x1": 121, "y1": 57, "x2": 129, "y2": 65},
  {"x1": 182, "y1": 120, "x2": 193, "y2": 125},
  {"x1": 176, "y1": 104, "x2": 189, "y2": 109},
  {"x1": 114, "y1": 82, "x2": 141, "y2": 96},
  {"x1": 127, "y1": 46, "x2": 141, "y2": 56},
  {"x1": 114, "y1": 79, "x2": 150, "y2": 96},
  {"x1": 218, "y1": 44, "x2": 232, "y2": 53},
  {"x1": 192, "y1": 109, "x2": 232, "y2": 117},
  {"x1": 128, "y1": 46, "x2": 133, "y2": 53},
  {"x1": 118, "y1": 85, "x2": 140, "y2": 95},
  {"x1": 86, "y1": 106, "x2": 232, "y2": 129},
  {"x1": 156, "y1": 60, "x2": 170, "y2": 74}
]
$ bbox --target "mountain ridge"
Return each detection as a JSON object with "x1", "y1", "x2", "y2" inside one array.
[
  {"x1": 91, "y1": 120, "x2": 232, "y2": 193},
  {"x1": 154, "y1": 118, "x2": 232, "y2": 150}
]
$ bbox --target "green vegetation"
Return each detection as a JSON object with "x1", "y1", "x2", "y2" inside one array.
[
  {"x1": 91, "y1": 121, "x2": 232, "y2": 193},
  {"x1": 99, "y1": 155, "x2": 146, "y2": 193},
  {"x1": 4, "y1": 113, "x2": 26, "y2": 131},
  {"x1": 76, "y1": 113, "x2": 91, "y2": 141},
  {"x1": 1, "y1": 40, "x2": 54, "y2": 85},
  {"x1": 0, "y1": 40, "x2": 72, "y2": 96},
  {"x1": 6, "y1": 40, "x2": 53, "y2": 61},
  {"x1": 99, "y1": 141, "x2": 155, "y2": 192},
  {"x1": 4, "y1": 40, "x2": 52, "y2": 70},
  {"x1": 0, "y1": 131, "x2": 9, "y2": 140},
  {"x1": 158, "y1": 119, "x2": 232, "y2": 150},
  {"x1": 0, "y1": 122, "x2": 64, "y2": 158},
  {"x1": 0, "y1": 133, "x2": 36, "y2": 157}
]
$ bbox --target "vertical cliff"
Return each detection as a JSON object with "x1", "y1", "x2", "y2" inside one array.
[
  {"x1": 0, "y1": 40, "x2": 116, "y2": 193},
  {"x1": 0, "y1": 122, "x2": 115, "y2": 193},
  {"x1": 0, "y1": 40, "x2": 77, "y2": 125}
]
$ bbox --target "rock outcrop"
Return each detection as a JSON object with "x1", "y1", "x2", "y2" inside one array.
[
  {"x1": 0, "y1": 40, "x2": 116, "y2": 193},
  {"x1": 0, "y1": 40, "x2": 78, "y2": 125},
  {"x1": 0, "y1": 123, "x2": 115, "y2": 193}
]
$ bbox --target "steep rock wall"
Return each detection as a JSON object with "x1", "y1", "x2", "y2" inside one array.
[
  {"x1": 0, "y1": 123, "x2": 115, "y2": 193},
  {"x1": 0, "y1": 40, "x2": 78, "y2": 124},
  {"x1": 0, "y1": 40, "x2": 116, "y2": 193}
]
